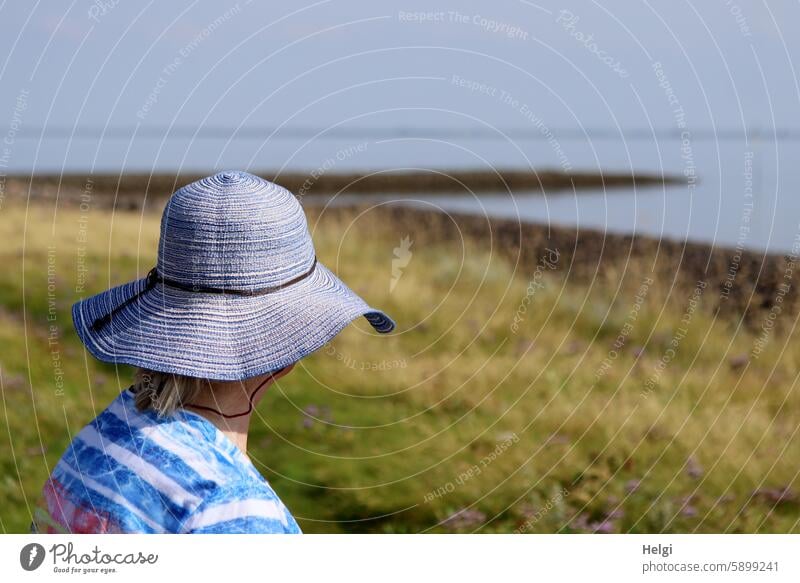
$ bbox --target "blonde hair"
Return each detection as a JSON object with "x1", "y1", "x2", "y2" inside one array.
[{"x1": 131, "y1": 368, "x2": 204, "y2": 417}]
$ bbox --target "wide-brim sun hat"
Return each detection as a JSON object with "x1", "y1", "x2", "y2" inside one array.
[{"x1": 72, "y1": 171, "x2": 395, "y2": 381}]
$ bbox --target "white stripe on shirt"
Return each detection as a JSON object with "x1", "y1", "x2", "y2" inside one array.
[
  {"x1": 107, "y1": 399, "x2": 226, "y2": 483},
  {"x1": 181, "y1": 498, "x2": 288, "y2": 532},
  {"x1": 77, "y1": 424, "x2": 202, "y2": 509}
]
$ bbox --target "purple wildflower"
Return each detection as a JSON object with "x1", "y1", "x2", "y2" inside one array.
[
  {"x1": 729, "y1": 354, "x2": 749, "y2": 370},
  {"x1": 625, "y1": 479, "x2": 641, "y2": 494},
  {"x1": 754, "y1": 487, "x2": 797, "y2": 506},
  {"x1": 686, "y1": 456, "x2": 704, "y2": 479},
  {"x1": 593, "y1": 519, "x2": 616, "y2": 534},
  {"x1": 681, "y1": 505, "x2": 698, "y2": 517},
  {"x1": 443, "y1": 508, "x2": 487, "y2": 531}
]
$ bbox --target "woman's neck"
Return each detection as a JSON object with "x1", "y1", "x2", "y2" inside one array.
[
  {"x1": 191, "y1": 407, "x2": 252, "y2": 457},
  {"x1": 182, "y1": 365, "x2": 294, "y2": 458}
]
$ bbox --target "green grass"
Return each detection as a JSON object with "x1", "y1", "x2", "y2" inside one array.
[{"x1": 1, "y1": 201, "x2": 799, "y2": 533}]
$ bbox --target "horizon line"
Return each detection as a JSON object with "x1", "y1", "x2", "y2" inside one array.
[{"x1": 5, "y1": 126, "x2": 800, "y2": 141}]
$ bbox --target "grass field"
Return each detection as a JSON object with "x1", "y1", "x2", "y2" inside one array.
[{"x1": 1, "y1": 200, "x2": 799, "y2": 533}]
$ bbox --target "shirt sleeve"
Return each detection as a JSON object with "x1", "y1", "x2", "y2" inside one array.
[{"x1": 180, "y1": 479, "x2": 301, "y2": 534}]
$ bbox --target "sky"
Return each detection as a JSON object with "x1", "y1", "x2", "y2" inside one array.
[{"x1": 1, "y1": 0, "x2": 798, "y2": 171}]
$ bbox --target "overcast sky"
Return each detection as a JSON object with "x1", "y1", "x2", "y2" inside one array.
[{"x1": 1, "y1": 1, "x2": 798, "y2": 171}]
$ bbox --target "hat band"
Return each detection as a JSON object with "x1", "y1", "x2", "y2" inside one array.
[{"x1": 89, "y1": 256, "x2": 318, "y2": 332}]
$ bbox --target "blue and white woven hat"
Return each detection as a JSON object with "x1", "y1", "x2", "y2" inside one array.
[{"x1": 72, "y1": 171, "x2": 395, "y2": 381}]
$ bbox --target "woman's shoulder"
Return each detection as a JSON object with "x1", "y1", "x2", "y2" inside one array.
[
  {"x1": 91, "y1": 390, "x2": 244, "y2": 483},
  {"x1": 50, "y1": 390, "x2": 300, "y2": 533},
  {"x1": 37, "y1": 396, "x2": 212, "y2": 534},
  {"x1": 179, "y1": 475, "x2": 302, "y2": 534}
]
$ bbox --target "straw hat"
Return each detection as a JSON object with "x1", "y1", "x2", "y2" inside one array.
[{"x1": 72, "y1": 171, "x2": 394, "y2": 380}]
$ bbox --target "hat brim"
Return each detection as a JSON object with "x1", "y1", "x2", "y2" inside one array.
[{"x1": 72, "y1": 262, "x2": 395, "y2": 381}]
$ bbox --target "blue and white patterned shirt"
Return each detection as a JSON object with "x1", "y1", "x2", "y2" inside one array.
[{"x1": 34, "y1": 388, "x2": 301, "y2": 534}]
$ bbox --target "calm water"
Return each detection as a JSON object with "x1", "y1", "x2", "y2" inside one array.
[
  {"x1": 11, "y1": 134, "x2": 800, "y2": 254},
  {"x1": 295, "y1": 135, "x2": 799, "y2": 255},
  {"x1": 306, "y1": 181, "x2": 794, "y2": 255}
]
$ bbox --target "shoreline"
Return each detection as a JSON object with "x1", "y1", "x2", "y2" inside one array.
[
  {"x1": 306, "y1": 204, "x2": 800, "y2": 326},
  {"x1": 3, "y1": 168, "x2": 681, "y2": 204},
  {"x1": 6, "y1": 172, "x2": 792, "y2": 324}
]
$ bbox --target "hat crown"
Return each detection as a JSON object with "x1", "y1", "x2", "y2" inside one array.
[{"x1": 157, "y1": 171, "x2": 315, "y2": 290}]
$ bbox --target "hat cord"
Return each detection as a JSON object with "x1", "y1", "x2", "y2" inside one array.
[
  {"x1": 89, "y1": 268, "x2": 160, "y2": 332},
  {"x1": 183, "y1": 370, "x2": 280, "y2": 419}
]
